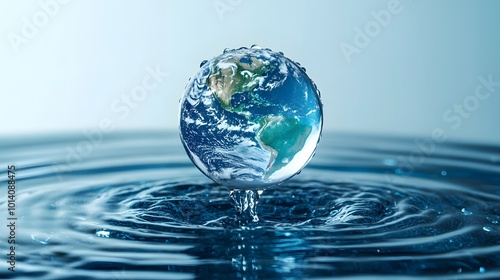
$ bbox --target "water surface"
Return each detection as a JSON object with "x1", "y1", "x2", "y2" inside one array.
[{"x1": 0, "y1": 132, "x2": 499, "y2": 279}]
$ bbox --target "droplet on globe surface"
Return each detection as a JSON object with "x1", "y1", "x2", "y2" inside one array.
[{"x1": 179, "y1": 46, "x2": 323, "y2": 190}]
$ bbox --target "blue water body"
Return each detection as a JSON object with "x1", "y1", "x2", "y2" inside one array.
[{"x1": 0, "y1": 131, "x2": 499, "y2": 279}]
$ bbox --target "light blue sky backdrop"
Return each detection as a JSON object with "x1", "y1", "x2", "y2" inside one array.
[{"x1": 1, "y1": 0, "x2": 499, "y2": 143}]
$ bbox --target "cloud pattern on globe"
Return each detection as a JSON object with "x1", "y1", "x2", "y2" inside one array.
[{"x1": 179, "y1": 46, "x2": 323, "y2": 190}]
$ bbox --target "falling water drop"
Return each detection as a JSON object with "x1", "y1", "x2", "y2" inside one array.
[
  {"x1": 180, "y1": 46, "x2": 322, "y2": 191},
  {"x1": 180, "y1": 46, "x2": 323, "y2": 224}
]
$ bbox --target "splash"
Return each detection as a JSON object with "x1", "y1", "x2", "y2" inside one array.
[{"x1": 230, "y1": 189, "x2": 264, "y2": 223}]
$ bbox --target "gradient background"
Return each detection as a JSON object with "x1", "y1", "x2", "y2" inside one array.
[{"x1": 1, "y1": 0, "x2": 499, "y2": 144}]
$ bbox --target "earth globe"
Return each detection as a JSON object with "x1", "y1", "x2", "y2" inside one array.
[{"x1": 179, "y1": 46, "x2": 323, "y2": 190}]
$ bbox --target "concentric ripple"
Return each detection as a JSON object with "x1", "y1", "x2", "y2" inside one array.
[{"x1": 0, "y1": 132, "x2": 499, "y2": 279}]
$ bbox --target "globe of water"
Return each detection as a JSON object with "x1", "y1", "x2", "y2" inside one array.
[{"x1": 179, "y1": 46, "x2": 323, "y2": 190}]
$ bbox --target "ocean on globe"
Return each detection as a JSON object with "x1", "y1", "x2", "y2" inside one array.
[{"x1": 179, "y1": 46, "x2": 323, "y2": 190}]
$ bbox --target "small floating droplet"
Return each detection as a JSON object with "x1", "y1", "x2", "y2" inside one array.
[
  {"x1": 461, "y1": 208, "x2": 472, "y2": 215},
  {"x1": 223, "y1": 48, "x2": 231, "y2": 53},
  {"x1": 486, "y1": 216, "x2": 499, "y2": 224},
  {"x1": 251, "y1": 44, "x2": 262, "y2": 49},
  {"x1": 96, "y1": 229, "x2": 110, "y2": 238},
  {"x1": 441, "y1": 170, "x2": 447, "y2": 176},
  {"x1": 483, "y1": 226, "x2": 493, "y2": 232},
  {"x1": 31, "y1": 233, "x2": 51, "y2": 245},
  {"x1": 479, "y1": 267, "x2": 486, "y2": 273},
  {"x1": 200, "y1": 60, "x2": 208, "y2": 67}
]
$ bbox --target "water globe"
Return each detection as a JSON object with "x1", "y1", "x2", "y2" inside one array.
[{"x1": 179, "y1": 46, "x2": 323, "y2": 220}]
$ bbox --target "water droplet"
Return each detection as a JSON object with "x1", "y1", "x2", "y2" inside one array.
[
  {"x1": 301, "y1": 67, "x2": 307, "y2": 72},
  {"x1": 278, "y1": 51, "x2": 284, "y2": 55},
  {"x1": 441, "y1": 170, "x2": 447, "y2": 176},
  {"x1": 487, "y1": 216, "x2": 499, "y2": 224},
  {"x1": 182, "y1": 45, "x2": 322, "y2": 191},
  {"x1": 223, "y1": 48, "x2": 231, "y2": 53},
  {"x1": 461, "y1": 208, "x2": 472, "y2": 215},
  {"x1": 479, "y1": 267, "x2": 486, "y2": 273},
  {"x1": 483, "y1": 226, "x2": 493, "y2": 232},
  {"x1": 96, "y1": 229, "x2": 110, "y2": 238},
  {"x1": 31, "y1": 233, "x2": 51, "y2": 245},
  {"x1": 457, "y1": 268, "x2": 462, "y2": 273},
  {"x1": 199, "y1": 60, "x2": 208, "y2": 67}
]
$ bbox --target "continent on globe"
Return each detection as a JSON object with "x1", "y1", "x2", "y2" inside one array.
[
  {"x1": 257, "y1": 115, "x2": 312, "y2": 175},
  {"x1": 179, "y1": 46, "x2": 323, "y2": 190},
  {"x1": 208, "y1": 54, "x2": 270, "y2": 110}
]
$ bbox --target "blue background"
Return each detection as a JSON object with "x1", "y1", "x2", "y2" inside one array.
[{"x1": 1, "y1": 0, "x2": 499, "y2": 144}]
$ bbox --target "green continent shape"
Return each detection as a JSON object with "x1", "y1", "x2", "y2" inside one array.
[
  {"x1": 256, "y1": 115, "x2": 313, "y2": 175},
  {"x1": 207, "y1": 55, "x2": 270, "y2": 112}
]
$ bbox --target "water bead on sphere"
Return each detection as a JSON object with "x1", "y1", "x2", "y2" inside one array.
[{"x1": 179, "y1": 46, "x2": 323, "y2": 190}]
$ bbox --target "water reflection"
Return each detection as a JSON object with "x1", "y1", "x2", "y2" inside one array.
[{"x1": 186, "y1": 228, "x2": 307, "y2": 279}]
